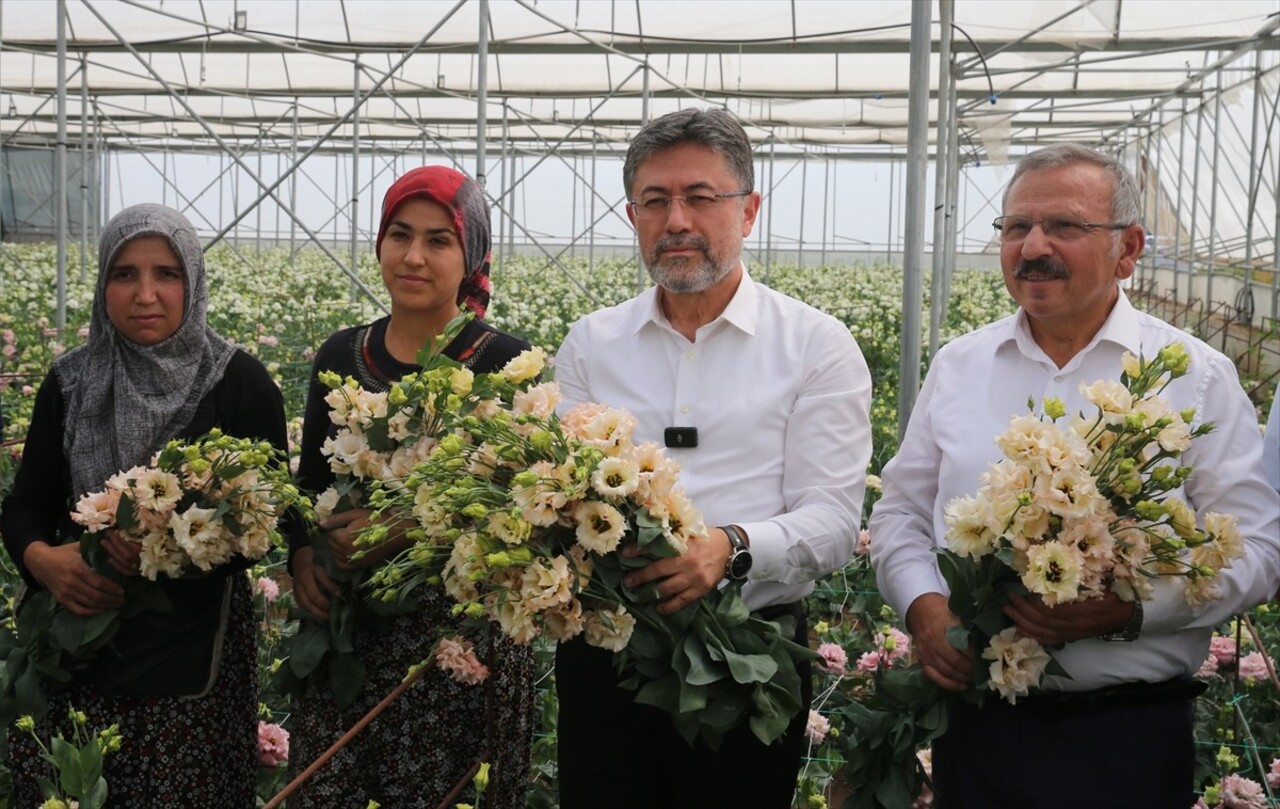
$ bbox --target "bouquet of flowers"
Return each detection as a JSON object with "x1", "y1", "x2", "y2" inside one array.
[
  {"x1": 69, "y1": 431, "x2": 305, "y2": 579},
  {"x1": 837, "y1": 344, "x2": 1247, "y2": 808},
  {"x1": 0, "y1": 431, "x2": 308, "y2": 721},
  {"x1": 338, "y1": 325, "x2": 812, "y2": 748},
  {"x1": 274, "y1": 323, "x2": 488, "y2": 708}
]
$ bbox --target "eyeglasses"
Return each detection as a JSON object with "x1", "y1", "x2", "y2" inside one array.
[
  {"x1": 992, "y1": 215, "x2": 1130, "y2": 243},
  {"x1": 628, "y1": 190, "x2": 751, "y2": 220}
]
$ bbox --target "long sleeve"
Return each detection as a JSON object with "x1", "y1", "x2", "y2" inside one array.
[{"x1": 1, "y1": 369, "x2": 74, "y2": 587}]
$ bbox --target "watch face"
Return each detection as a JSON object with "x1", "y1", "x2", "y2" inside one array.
[{"x1": 729, "y1": 550, "x2": 753, "y2": 580}]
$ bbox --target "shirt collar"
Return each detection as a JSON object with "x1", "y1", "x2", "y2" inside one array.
[
  {"x1": 632, "y1": 262, "x2": 758, "y2": 337},
  {"x1": 1006, "y1": 287, "x2": 1142, "y2": 369}
]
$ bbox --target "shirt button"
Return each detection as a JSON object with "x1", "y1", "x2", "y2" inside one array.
[
  {"x1": 1053, "y1": 375, "x2": 1064, "y2": 382},
  {"x1": 680, "y1": 405, "x2": 690, "y2": 414},
  {"x1": 685, "y1": 351, "x2": 696, "y2": 360}
]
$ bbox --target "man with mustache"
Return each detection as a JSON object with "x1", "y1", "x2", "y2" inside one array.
[
  {"x1": 870, "y1": 144, "x2": 1280, "y2": 807},
  {"x1": 553, "y1": 107, "x2": 872, "y2": 808}
]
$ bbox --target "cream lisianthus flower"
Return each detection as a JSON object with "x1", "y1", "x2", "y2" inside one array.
[
  {"x1": 543, "y1": 598, "x2": 586, "y2": 641},
  {"x1": 169, "y1": 504, "x2": 230, "y2": 572},
  {"x1": 139, "y1": 532, "x2": 186, "y2": 580},
  {"x1": 488, "y1": 511, "x2": 533, "y2": 546},
  {"x1": 323, "y1": 387, "x2": 353, "y2": 426},
  {"x1": 512, "y1": 381, "x2": 562, "y2": 418},
  {"x1": 1156, "y1": 419, "x2": 1192, "y2": 453},
  {"x1": 1021, "y1": 541, "x2": 1084, "y2": 606},
  {"x1": 237, "y1": 523, "x2": 272, "y2": 560},
  {"x1": 1164, "y1": 497, "x2": 1197, "y2": 539},
  {"x1": 132, "y1": 468, "x2": 184, "y2": 513},
  {"x1": 1120, "y1": 351, "x2": 1143, "y2": 379},
  {"x1": 491, "y1": 593, "x2": 539, "y2": 644},
  {"x1": 584, "y1": 605, "x2": 636, "y2": 652},
  {"x1": 385, "y1": 410, "x2": 414, "y2": 441},
  {"x1": 573, "y1": 500, "x2": 628, "y2": 554},
  {"x1": 944, "y1": 496, "x2": 999, "y2": 559},
  {"x1": 591, "y1": 456, "x2": 641, "y2": 499},
  {"x1": 1079, "y1": 379, "x2": 1133, "y2": 422},
  {"x1": 70, "y1": 488, "x2": 122, "y2": 533},
  {"x1": 1033, "y1": 464, "x2": 1104, "y2": 520},
  {"x1": 983, "y1": 627, "x2": 1051, "y2": 704},
  {"x1": 449, "y1": 367, "x2": 475, "y2": 396},
  {"x1": 661, "y1": 490, "x2": 704, "y2": 554},
  {"x1": 519, "y1": 556, "x2": 575, "y2": 611},
  {"x1": 444, "y1": 533, "x2": 485, "y2": 603},
  {"x1": 567, "y1": 406, "x2": 637, "y2": 455},
  {"x1": 995, "y1": 415, "x2": 1057, "y2": 470},
  {"x1": 500, "y1": 347, "x2": 546, "y2": 383}
]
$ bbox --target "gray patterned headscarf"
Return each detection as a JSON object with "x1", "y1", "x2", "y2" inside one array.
[{"x1": 54, "y1": 203, "x2": 235, "y2": 497}]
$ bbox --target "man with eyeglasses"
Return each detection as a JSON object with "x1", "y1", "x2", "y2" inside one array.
[
  {"x1": 553, "y1": 107, "x2": 872, "y2": 808},
  {"x1": 871, "y1": 143, "x2": 1279, "y2": 807}
]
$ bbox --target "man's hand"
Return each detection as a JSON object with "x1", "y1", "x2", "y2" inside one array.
[
  {"x1": 621, "y1": 527, "x2": 732, "y2": 615},
  {"x1": 906, "y1": 592, "x2": 973, "y2": 691},
  {"x1": 1004, "y1": 592, "x2": 1134, "y2": 645},
  {"x1": 290, "y1": 546, "x2": 339, "y2": 620},
  {"x1": 24, "y1": 541, "x2": 125, "y2": 617}
]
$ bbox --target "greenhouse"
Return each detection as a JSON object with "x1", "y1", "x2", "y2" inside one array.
[{"x1": 1, "y1": 1, "x2": 1278, "y2": 807}]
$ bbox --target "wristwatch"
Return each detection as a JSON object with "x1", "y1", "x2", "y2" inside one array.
[
  {"x1": 1100, "y1": 599, "x2": 1143, "y2": 642},
  {"x1": 721, "y1": 524, "x2": 753, "y2": 582}
]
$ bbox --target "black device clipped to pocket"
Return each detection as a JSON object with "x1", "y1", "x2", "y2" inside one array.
[{"x1": 664, "y1": 426, "x2": 698, "y2": 449}]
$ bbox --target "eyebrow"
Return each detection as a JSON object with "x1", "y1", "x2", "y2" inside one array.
[
  {"x1": 388, "y1": 219, "x2": 456, "y2": 237},
  {"x1": 637, "y1": 181, "x2": 717, "y2": 196}
]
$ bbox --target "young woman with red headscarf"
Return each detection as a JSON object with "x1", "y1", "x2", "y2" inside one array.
[{"x1": 287, "y1": 166, "x2": 534, "y2": 807}]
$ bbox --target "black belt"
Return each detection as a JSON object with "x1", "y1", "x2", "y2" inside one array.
[
  {"x1": 1016, "y1": 678, "x2": 1206, "y2": 719},
  {"x1": 755, "y1": 600, "x2": 804, "y2": 622}
]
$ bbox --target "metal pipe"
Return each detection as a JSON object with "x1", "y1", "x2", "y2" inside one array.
[
  {"x1": 798, "y1": 155, "x2": 807, "y2": 265},
  {"x1": 1187, "y1": 93, "x2": 1205, "y2": 303},
  {"x1": 589, "y1": 134, "x2": 597, "y2": 270},
  {"x1": 765, "y1": 134, "x2": 775, "y2": 282},
  {"x1": 821, "y1": 157, "x2": 829, "y2": 267},
  {"x1": 351, "y1": 58, "x2": 361, "y2": 301},
  {"x1": 1172, "y1": 99, "x2": 1188, "y2": 301},
  {"x1": 499, "y1": 104, "x2": 509, "y2": 269},
  {"x1": 55, "y1": 0, "x2": 68, "y2": 331},
  {"x1": 291, "y1": 100, "x2": 299, "y2": 272},
  {"x1": 898, "y1": 0, "x2": 932, "y2": 434},
  {"x1": 1206, "y1": 69, "x2": 1224, "y2": 308},
  {"x1": 80, "y1": 56, "x2": 89, "y2": 282},
  {"x1": 940, "y1": 17, "x2": 962, "y2": 327},
  {"x1": 1152, "y1": 106, "x2": 1164, "y2": 290},
  {"x1": 929, "y1": 0, "x2": 953, "y2": 358},
  {"x1": 476, "y1": 0, "x2": 489, "y2": 185}
]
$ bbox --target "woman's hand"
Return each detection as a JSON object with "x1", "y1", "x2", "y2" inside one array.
[
  {"x1": 322, "y1": 509, "x2": 411, "y2": 571},
  {"x1": 290, "y1": 546, "x2": 338, "y2": 620},
  {"x1": 23, "y1": 541, "x2": 126, "y2": 617},
  {"x1": 102, "y1": 530, "x2": 143, "y2": 577}
]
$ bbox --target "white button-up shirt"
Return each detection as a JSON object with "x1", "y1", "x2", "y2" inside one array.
[
  {"x1": 871, "y1": 291, "x2": 1280, "y2": 691},
  {"x1": 554, "y1": 267, "x2": 873, "y2": 611}
]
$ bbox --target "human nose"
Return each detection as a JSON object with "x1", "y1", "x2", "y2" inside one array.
[
  {"x1": 403, "y1": 238, "x2": 427, "y2": 266},
  {"x1": 135, "y1": 271, "x2": 160, "y2": 302},
  {"x1": 662, "y1": 197, "x2": 693, "y2": 232},
  {"x1": 1020, "y1": 221, "x2": 1054, "y2": 258}
]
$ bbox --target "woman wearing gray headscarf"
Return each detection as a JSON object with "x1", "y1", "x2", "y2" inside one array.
[{"x1": 1, "y1": 203, "x2": 296, "y2": 807}]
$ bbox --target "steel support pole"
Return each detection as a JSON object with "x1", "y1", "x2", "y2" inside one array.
[
  {"x1": 1244, "y1": 59, "x2": 1263, "y2": 270},
  {"x1": 637, "y1": 61, "x2": 650, "y2": 293},
  {"x1": 1207, "y1": 70, "x2": 1224, "y2": 309},
  {"x1": 499, "y1": 104, "x2": 509, "y2": 268},
  {"x1": 887, "y1": 149, "x2": 895, "y2": 264},
  {"x1": 898, "y1": 0, "x2": 932, "y2": 434},
  {"x1": 1172, "y1": 100, "x2": 1188, "y2": 300},
  {"x1": 351, "y1": 58, "x2": 361, "y2": 301},
  {"x1": 1152, "y1": 107, "x2": 1165, "y2": 289},
  {"x1": 929, "y1": 0, "x2": 954, "y2": 357},
  {"x1": 765, "y1": 136, "x2": 776, "y2": 282},
  {"x1": 798, "y1": 156, "x2": 807, "y2": 265},
  {"x1": 1187, "y1": 97, "x2": 1205, "y2": 302},
  {"x1": 291, "y1": 101, "x2": 299, "y2": 271},
  {"x1": 476, "y1": 0, "x2": 489, "y2": 185},
  {"x1": 588, "y1": 135, "x2": 597, "y2": 270},
  {"x1": 507, "y1": 114, "x2": 517, "y2": 265},
  {"x1": 79, "y1": 56, "x2": 89, "y2": 281},
  {"x1": 55, "y1": 0, "x2": 68, "y2": 330},
  {"x1": 940, "y1": 31, "x2": 962, "y2": 320},
  {"x1": 256, "y1": 133, "x2": 264, "y2": 256},
  {"x1": 820, "y1": 158, "x2": 829, "y2": 267}
]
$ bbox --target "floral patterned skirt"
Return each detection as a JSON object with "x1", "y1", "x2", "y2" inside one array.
[
  {"x1": 286, "y1": 586, "x2": 535, "y2": 809},
  {"x1": 8, "y1": 576, "x2": 258, "y2": 808}
]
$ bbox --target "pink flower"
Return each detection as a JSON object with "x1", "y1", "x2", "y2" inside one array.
[
  {"x1": 21, "y1": 385, "x2": 34, "y2": 395},
  {"x1": 1266, "y1": 758, "x2": 1279, "y2": 791},
  {"x1": 258, "y1": 335, "x2": 279, "y2": 348},
  {"x1": 1236, "y1": 651, "x2": 1270, "y2": 682},
  {"x1": 76, "y1": 325, "x2": 90, "y2": 339},
  {"x1": 804, "y1": 710, "x2": 829, "y2": 745},
  {"x1": 1220, "y1": 773, "x2": 1267, "y2": 809},
  {"x1": 856, "y1": 651, "x2": 883, "y2": 673},
  {"x1": 1209, "y1": 635, "x2": 1238, "y2": 666},
  {"x1": 254, "y1": 576, "x2": 280, "y2": 603},
  {"x1": 855, "y1": 529, "x2": 872, "y2": 556},
  {"x1": 435, "y1": 636, "x2": 490, "y2": 686},
  {"x1": 1196, "y1": 655, "x2": 1219, "y2": 679},
  {"x1": 257, "y1": 721, "x2": 289, "y2": 768},
  {"x1": 817, "y1": 643, "x2": 848, "y2": 674}
]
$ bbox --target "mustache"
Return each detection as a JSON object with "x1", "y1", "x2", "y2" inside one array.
[
  {"x1": 1014, "y1": 258, "x2": 1069, "y2": 280},
  {"x1": 654, "y1": 235, "x2": 711, "y2": 255}
]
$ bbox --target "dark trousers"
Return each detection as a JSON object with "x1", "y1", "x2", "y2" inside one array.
[
  {"x1": 933, "y1": 688, "x2": 1197, "y2": 809},
  {"x1": 555, "y1": 603, "x2": 812, "y2": 809}
]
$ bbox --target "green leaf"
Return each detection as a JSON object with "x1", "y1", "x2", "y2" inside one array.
[
  {"x1": 712, "y1": 587, "x2": 751, "y2": 627},
  {"x1": 944, "y1": 624, "x2": 970, "y2": 653},
  {"x1": 633, "y1": 672, "x2": 680, "y2": 713},
  {"x1": 114, "y1": 495, "x2": 137, "y2": 532},
  {"x1": 329, "y1": 651, "x2": 366, "y2": 709},
  {"x1": 49, "y1": 610, "x2": 87, "y2": 654},
  {"x1": 330, "y1": 602, "x2": 357, "y2": 654},
  {"x1": 287, "y1": 624, "x2": 331, "y2": 678},
  {"x1": 78, "y1": 739, "x2": 104, "y2": 791},
  {"x1": 721, "y1": 648, "x2": 778, "y2": 684},
  {"x1": 677, "y1": 680, "x2": 707, "y2": 713},
  {"x1": 52, "y1": 736, "x2": 85, "y2": 794},
  {"x1": 681, "y1": 634, "x2": 725, "y2": 686},
  {"x1": 81, "y1": 777, "x2": 109, "y2": 809},
  {"x1": 78, "y1": 611, "x2": 120, "y2": 649}
]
